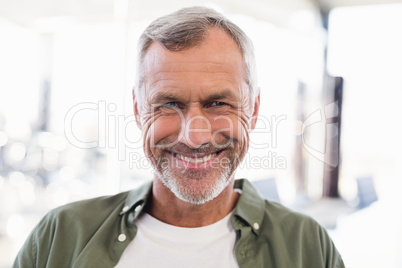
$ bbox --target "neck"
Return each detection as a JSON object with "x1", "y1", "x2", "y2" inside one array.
[{"x1": 147, "y1": 178, "x2": 239, "y2": 227}]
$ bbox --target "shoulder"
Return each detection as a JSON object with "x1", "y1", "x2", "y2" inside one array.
[
  {"x1": 260, "y1": 200, "x2": 345, "y2": 267},
  {"x1": 236, "y1": 179, "x2": 340, "y2": 248},
  {"x1": 235, "y1": 178, "x2": 320, "y2": 232},
  {"x1": 25, "y1": 191, "x2": 131, "y2": 250},
  {"x1": 13, "y1": 191, "x2": 132, "y2": 268},
  {"x1": 257, "y1": 201, "x2": 344, "y2": 267},
  {"x1": 44, "y1": 191, "x2": 130, "y2": 225},
  {"x1": 34, "y1": 180, "x2": 153, "y2": 234},
  {"x1": 262, "y1": 200, "x2": 320, "y2": 230},
  {"x1": 260, "y1": 200, "x2": 335, "y2": 247},
  {"x1": 235, "y1": 179, "x2": 322, "y2": 232}
]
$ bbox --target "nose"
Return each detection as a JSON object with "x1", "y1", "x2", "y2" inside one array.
[{"x1": 178, "y1": 106, "x2": 212, "y2": 149}]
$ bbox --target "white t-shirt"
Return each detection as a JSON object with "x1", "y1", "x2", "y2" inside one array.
[{"x1": 115, "y1": 211, "x2": 239, "y2": 268}]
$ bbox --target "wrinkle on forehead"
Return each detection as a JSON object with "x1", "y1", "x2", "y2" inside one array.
[
  {"x1": 143, "y1": 58, "x2": 245, "y2": 90},
  {"x1": 138, "y1": 28, "x2": 252, "y2": 110},
  {"x1": 141, "y1": 28, "x2": 246, "y2": 82}
]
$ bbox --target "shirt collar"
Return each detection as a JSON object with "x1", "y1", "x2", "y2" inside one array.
[
  {"x1": 233, "y1": 179, "x2": 265, "y2": 235},
  {"x1": 120, "y1": 180, "x2": 153, "y2": 219},
  {"x1": 119, "y1": 178, "x2": 265, "y2": 234}
]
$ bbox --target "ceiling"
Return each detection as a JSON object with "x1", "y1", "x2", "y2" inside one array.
[{"x1": 1, "y1": 0, "x2": 401, "y2": 29}]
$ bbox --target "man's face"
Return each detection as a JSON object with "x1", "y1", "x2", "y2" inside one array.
[{"x1": 134, "y1": 28, "x2": 259, "y2": 205}]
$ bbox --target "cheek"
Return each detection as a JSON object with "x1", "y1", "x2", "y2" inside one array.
[
  {"x1": 144, "y1": 116, "x2": 182, "y2": 148},
  {"x1": 212, "y1": 114, "x2": 250, "y2": 143}
]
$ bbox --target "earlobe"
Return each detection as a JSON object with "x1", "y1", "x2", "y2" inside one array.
[
  {"x1": 132, "y1": 88, "x2": 142, "y2": 129},
  {"x1": 250, "y1": 93, "x2": 260, "y2": 131}
]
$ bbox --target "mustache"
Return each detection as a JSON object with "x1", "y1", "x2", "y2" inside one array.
[{"x1": 155, "y1": 138, "x2": 235, "y2": 155}]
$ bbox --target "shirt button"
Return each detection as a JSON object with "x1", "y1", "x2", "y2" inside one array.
[
  {"x1": 121, "y1": 206, "x2": 129, "y2": 213},
  {"x1": 134, "y1": 204, "x2": 142, "y2": 212},
  {"x1": 118, "y1": 234, "x2": 126, "y2": 242},
  {"x1": 253, "y1": 223, "x2": 260, "y2": 230}
]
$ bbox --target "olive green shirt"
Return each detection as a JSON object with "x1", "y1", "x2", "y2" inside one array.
[{"x1": 13, "y1": 179, "x2": 345, "y2": 268}]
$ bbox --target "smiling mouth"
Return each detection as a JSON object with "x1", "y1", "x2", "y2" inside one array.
[{"x1": 171, "y1": 151, "x2": 221, "y2": 164}]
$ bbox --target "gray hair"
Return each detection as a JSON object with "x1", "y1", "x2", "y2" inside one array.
[{"x1": 135, "y1": 6, "x2": 258, "y2": 103}]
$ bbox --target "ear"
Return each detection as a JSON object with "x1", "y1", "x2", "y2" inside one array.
[
  {"x1": 132, "y1": 88, "x2": 142, "y2": 129},
  {"x1": 250, "y1": 92, "x2": 260, "y2": 131}
]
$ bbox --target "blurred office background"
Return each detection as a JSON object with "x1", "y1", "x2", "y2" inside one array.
[{"x1": 1, "y1": 0, "x2": 402, "y2": 267}]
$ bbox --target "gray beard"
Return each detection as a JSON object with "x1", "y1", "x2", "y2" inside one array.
[
  {"x1": 150, "y1": 137, "x2": 243, "y2": 205},
  {"x1": 153, "y1": 155, "x2": 235, "y2": 205}
]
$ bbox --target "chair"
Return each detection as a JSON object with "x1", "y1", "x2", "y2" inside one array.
[
  {"x1": 252, "y1": 178, "x2": 281, "y2": 203},
  {"x1": 356, "y1": 176, "x2": 378, "y2": 209}
]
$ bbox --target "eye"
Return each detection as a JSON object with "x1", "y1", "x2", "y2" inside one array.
[
  {"x1": 209, "y1": 101, "x2": 228, "y2": 107},
  {"x1": 159, "y1": 102, "x2": 185, "y2": 110},
  {"x1": 162, "y1": 102, "x2": 177, "y2": 108}
]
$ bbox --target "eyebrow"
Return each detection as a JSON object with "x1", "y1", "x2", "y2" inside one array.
[
  {"x1": 149, "y1": 89, "x2": 239, "y2": 104},
  {"x1": 205, "y1": 90, "x2": 238, "y2": 101},
  {"x1": 149, "y1": 91, "x2": 181, "y2": 104}
]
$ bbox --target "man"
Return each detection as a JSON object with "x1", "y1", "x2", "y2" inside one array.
[{"x1": 14, "y1": 6, "x2": 345, "y2": 268}]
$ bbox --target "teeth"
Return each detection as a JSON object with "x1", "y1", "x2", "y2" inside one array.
[{"x1": 174, "y1": 153, "x2": 217, "y2": 163}]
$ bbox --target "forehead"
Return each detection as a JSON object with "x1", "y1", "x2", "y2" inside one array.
[{"x1": 140, "y1": 28, "x2": 247, "y2": 96}]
